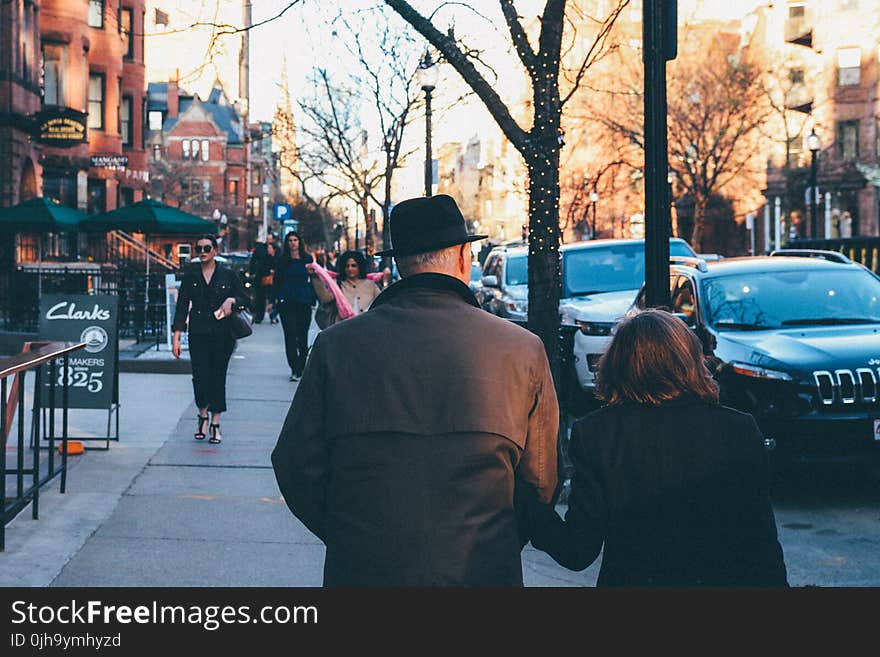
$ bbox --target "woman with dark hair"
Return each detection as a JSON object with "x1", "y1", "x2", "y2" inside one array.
[
  {"x1": 309, "y1": 250, "x2": 380, "y2": 317},
  {"x1": 272, "y1": 231, "x2": 315, "y2": 381},
  {"x1": 172, "y1": 234, "x2": 249, "y2": 444},
  {"x1": 526, "y1": 309, "x2": 788, "y2": 586}
]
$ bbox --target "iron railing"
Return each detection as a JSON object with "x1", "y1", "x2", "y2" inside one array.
[{"x1": 1, "y1": 341, "x2": 85, "y2": 551}]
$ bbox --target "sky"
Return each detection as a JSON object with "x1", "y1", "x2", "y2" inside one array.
[{"x1": 144, "y1": 0, "x2": 769, "y2": 200}]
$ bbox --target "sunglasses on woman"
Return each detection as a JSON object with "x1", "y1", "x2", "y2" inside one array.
[{"x1": 195, "y1": 244, "x2": 214, "y2": 254}]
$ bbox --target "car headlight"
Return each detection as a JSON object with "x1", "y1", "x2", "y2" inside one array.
[
  {"x1": 730, "y1": 362, "x2": 792, "y2": 381},
  {"x1": 576, "y1": 321, "x2": 615, "y2": 336}
]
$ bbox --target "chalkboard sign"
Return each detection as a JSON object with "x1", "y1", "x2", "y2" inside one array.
[{"x1": 38, "y1": 294, "x2": 119, "y2": 410}]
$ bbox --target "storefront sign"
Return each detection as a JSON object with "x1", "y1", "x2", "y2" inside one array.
[
  {"x1": 39, "y1": 294, "x2": 118, "y2": 409},
  {"x1": 34, "y1": 108, "x2": 88, "y2": 147},
  {"x1": 90, "y1": 155, "x2": 129, "y2": 170}
]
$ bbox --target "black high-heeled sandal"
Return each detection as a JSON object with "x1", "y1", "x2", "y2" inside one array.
[
  {"x1": 195, "y1": 415, "x2": 208, "y2": 440},
  {"x1": 209, "y1": 423, "x2": 222, "y2": 444}
]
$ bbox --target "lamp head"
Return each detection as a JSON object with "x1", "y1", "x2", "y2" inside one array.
[
  {"x1": 807, "y1": 128, "x2": 821, "y2": 154},
  {"x1": 418, "y1": 50, "x2": 438, "y2": 92}
]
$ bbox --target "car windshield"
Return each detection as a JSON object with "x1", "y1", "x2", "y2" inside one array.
[
  {"x1": 563, "y1": 240, "x2": 695, "y2": 297},
  {"x1": 505, "y1": 254, "x2": 528, "y2": 286},
  {"x1": 470, "y1": 264, "x2": 482, "y2": 282},
  {"x1": 702, "y1": 268, "x2": 880, "y2": 330}
]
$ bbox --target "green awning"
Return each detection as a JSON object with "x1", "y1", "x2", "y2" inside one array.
[
  {"x1": 81, "y1": 198, "x2": 218, "y2": 235},
  {"x1": 0, "y1": 197, "x2": 87, "y2": 232}
]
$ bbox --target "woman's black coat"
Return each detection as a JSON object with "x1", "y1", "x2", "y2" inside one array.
[{"x1": 527, "y1": 398, "x2": 788, "y2": 587}]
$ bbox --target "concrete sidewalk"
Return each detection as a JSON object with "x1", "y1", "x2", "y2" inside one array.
[{"x1": 2, "y1": 322, "x2": 598, "y2": 587}]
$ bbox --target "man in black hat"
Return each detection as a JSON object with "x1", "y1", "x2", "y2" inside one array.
[{"x1": 272, "y1": 194, "x2": 558, "y2": 586}]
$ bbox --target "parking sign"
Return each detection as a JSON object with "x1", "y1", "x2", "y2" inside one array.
[{"x1": 274, "y1": 203, "x2": 291, "y2": 220}]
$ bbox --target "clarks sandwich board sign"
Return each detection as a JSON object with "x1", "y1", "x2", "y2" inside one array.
[
  {"x1": 34, "y1": 108, "x2": 88, "y2": 147},
  {"x1": 39, "y1": 294, "x2": 118, "y2": 409}
]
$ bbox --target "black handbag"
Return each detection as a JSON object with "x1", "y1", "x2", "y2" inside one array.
[{"x1": 229, "y1": 307, "x2": 254, "y2": 339}]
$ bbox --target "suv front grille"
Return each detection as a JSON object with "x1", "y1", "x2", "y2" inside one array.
[{"x1": 812, "y1": 369, "x2": 879, "y2": 406}]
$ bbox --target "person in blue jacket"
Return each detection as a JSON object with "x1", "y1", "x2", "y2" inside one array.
[{"x1": 272, "y1": 231, "x2": 316, "y2": 381}]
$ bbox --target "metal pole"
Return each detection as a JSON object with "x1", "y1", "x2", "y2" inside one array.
[
  {"x1": 643, "y1": 0, "x2": 671, "y2": 308},
  {"x1": 592, "y1": 202, "x2": 597, "y2": 240},
  {"x1": 809, "y1": 149, "x2": 818, "y2": 238},
  {"x1": 424, "y1": 88, "x2": 433, "y2": 197},
  {"x1": 763, "y1": 202, "x2": 771, "y2": 253},
  {"x1": 774, "y1": 197, "x2": 782, "y2": 249},
  {"x1": 824, "y1": 192, "x2": 832, "y2": 238}
]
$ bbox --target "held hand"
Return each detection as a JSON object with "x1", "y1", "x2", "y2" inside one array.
[
  {"x1": 305, "y1": 262, "x2": 318, "y2": 274},
  {"x1": 221, "y1": 297, "x2": 235, "y2": 317}
]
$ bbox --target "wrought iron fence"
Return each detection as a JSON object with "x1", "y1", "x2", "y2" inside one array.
[
  {"x1": 789, "y1": 237, "x2": 880, "y2": 274},
  {"x1": 0, "y1": 264, "x2": 170, "y2": 342}
]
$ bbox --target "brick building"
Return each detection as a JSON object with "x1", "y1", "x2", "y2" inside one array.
[
  {"x1": 760, "y1": 0, "x2": 880, "y2": 245},
  {"x1": 146, "y1": 81, "x2": 250, "y2": 250},
  {"x1": 36, "y1": 0, "x2": 147, "y2": 217},
  {"x1": 0, "y1": 0, "x2": 42, "y2": 208}
]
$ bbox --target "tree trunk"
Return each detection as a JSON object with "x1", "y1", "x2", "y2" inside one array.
[
  {"x1": 362, "y1": 196, "x2": 375, "y2": 256},
  {"x1": 690, "y1": 194, "x2": 709, "y2": 252},
  {"x1": 526, "y1": 147, "x2": 562, "y2": 381}
]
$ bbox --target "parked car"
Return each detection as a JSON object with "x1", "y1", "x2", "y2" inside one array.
[
  {"x1": 477, "y1": 245, "x2": 528, "y2": 320},
  {"x1": 561, "y1": 238, "x2": 697, "y2": 395},
  {"x1": 469, "y1": 263, "x2": 483, "y2": 294},
  {"x1": 630, "y1": 250, "x2": 880, "y2": 465}
]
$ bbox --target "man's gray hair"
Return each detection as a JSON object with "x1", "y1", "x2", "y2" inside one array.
[{"x1": 395, "y1": 245, "x2": 459, "y2": 277}]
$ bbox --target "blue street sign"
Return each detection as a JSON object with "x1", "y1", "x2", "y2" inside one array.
[{"x1": 274, "y1": 203, "x2": 292, "y2": 220}]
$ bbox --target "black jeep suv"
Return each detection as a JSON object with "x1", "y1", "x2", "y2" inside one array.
[{"x1": 634, "y1": 251, "x2": 880, "y2": 465}]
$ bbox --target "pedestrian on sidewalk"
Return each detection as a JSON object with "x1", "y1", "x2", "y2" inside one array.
[
  {"x1": 522, "y1": 309, "x2": 788, "y2": 587},
  {"x1": 272, "y1": 231, "x2": 316, "y2": 381},
  {"x1": 171, "y1": 234, "x2": 249, "y2": 445},
  {"x1": 247, "y1": 232, "x2": 277, "y2": 323},
  {"x1": 272, "y1": 194, "x2": 558, "y2": 586},
  {"x1": 308, "y1": 250, "x2": 380, "y2": 318}
]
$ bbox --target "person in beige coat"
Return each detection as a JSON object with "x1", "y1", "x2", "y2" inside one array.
[
  {"x1": 310, "y1": 250, "x2": 380, "y2": 316},
  {"x1": 272, "y1": 194, "x2": 559, "y2": 587}
]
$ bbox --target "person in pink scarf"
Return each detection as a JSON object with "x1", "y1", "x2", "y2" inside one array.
[{"x1": 308, "y1": 251, "x2": 381, "y2": 322}]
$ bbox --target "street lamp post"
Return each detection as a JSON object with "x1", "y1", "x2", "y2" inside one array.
[
  {"x1": 590, "y1": 190, "x2": 599, "y2": 239},
  {"x1": 418, "y1": 51, "x2": 438, "y2": 198},
  {"x1": 807, "y1": 128, "x2": 821, "y2": 238}
]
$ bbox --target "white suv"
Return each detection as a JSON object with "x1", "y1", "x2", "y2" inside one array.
[{"x1": 561, "y1": 238, "x2": 696, "y2": 394}]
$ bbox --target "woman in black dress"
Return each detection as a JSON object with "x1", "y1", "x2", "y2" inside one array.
[
  {"x1": 272, "y1": 231, "x2": 316, "y2": 381},
  {"x1": 171, "y1": 234, "x2": 248, "y2": 444},
  {"x1": 526, "y1": 309, "x2": 788, "y2": 587}
]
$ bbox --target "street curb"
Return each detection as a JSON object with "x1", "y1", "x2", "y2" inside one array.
[{"x1": 119, "y1": 357, "x2": 191, "y2": 374}]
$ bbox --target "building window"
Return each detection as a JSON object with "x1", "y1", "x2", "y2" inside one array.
[
  {"x1": 88, "y1": 73, "x2": 104, "y2": 130},
  {"x1": 153, "y1": 144, "x2": 162, "y2": 160},
  {"x1": 89, "y1": 0, "x2": 104, "y2": 29},
  {"x1": 121, "y1": 8, "x2": 134, "y2": 59},
  {"x1": 201, "y1": 139, "x2": 209, "y2": 161},
  {"x1": 121, "y1": 96, "x2": 132, "y2": 146},
  {"x1": 42, "y1": 44, "x2": 67, "y2": 106},
  {"x1": 837, "y1": 47, "x2": 861, "y2": 86},
  {"x1": 182, "y1": 140, "x2": 190, "y2": 160},
  {"x1": 202, "y1": 180, "x2": 211, "y2": 202},
  {"x1": 789, "y1": 67, "x2": 805, "y2": 85},
  {"x1": 876, "y1": 118, "x2": 880, "y2": 160},
  {"x1": 837, "y1": 121, "x2": 859, "y2": 161},
  {"x1": 787, "y1": 135, "x2": 803, "y2": 157},
  {"x1": 148, "y1": 110, "x2": 163, "y2": 131},
  {"x1": 117, "y1": 78, "x2": 122, "y2": 134},
  {"x1": 191, "y1": 139, "x2": 200, "y2": 160},
  {"x1": 788, "y1": 3, "x2": 805, "y2": 18},
  {"x1": 228, "y1": 179, "x2": 239, "y2": 204}
]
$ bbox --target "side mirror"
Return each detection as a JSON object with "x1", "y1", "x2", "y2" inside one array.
[{"x1": 481, "y1": 275, "x2": 499, "y2": 288}]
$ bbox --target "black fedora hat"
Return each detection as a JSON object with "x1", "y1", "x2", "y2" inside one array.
[{"x1": 375, "y1": 194, "x2": 487, "y2": 257}]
